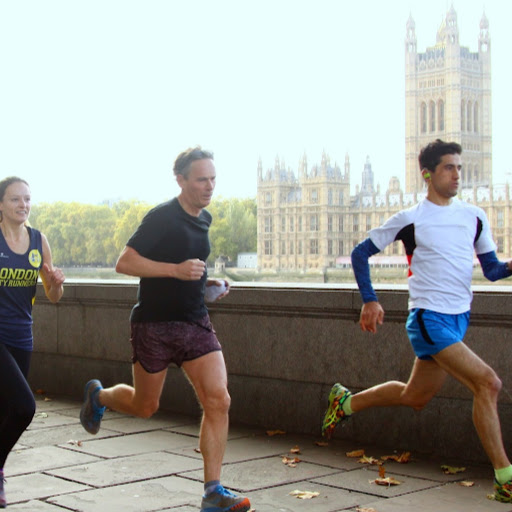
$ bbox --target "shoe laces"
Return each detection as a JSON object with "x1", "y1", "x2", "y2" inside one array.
[{"x1": 213, "y1": 485, "x2": 236, "y2": 498}]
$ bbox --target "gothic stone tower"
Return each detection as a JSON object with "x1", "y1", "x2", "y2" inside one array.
[{"x1": 405, "y1": 7, "x2": 492, "y2": 193}]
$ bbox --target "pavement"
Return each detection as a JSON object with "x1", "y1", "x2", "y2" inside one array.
[{"x1": 3, "y1": 394, "x2": 511, "y2": 512}]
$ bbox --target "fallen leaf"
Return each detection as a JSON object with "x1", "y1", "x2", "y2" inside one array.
[
  {"x1": 487, "y1": 493, "x2": 496, "y2": 501},
  {"x1": 35, "y1": 389, "x2": 46, "y2": 395},
  {"x1": 356, "y1": 508, "x2": 378, "y2": 512},
  {"x1": 346, "y1": 449, "x2": 365, "y2": 458},
  {"x1": 282, "y1": 456, "x2": 301, "y2": 467},
  {"x1": 381, "y1": 451, "x2": 411, "y2": 463},
  {"x1": 289, "y1": 490, "x2": 320, "y2": 500},
  {"x1": 315, "y1": 441, "x2": 329, "y2": 447},
  {"x1": 441, "y1": 465, "x2": 466, "y2": 474},
  {"x1": 43, "y1": 397, "x2": 53, "y2": 402},
  {"x1": 194, "y1": 447, "x2": 201, "y2": 453},
  {"x1": 67, "y1": 439, "x2": 82, "y2": 447},
  {"x1": 459, "y1": 481, "x2": 475, "y2": 487},
  {"x1": 34, "y1": 412, "x2": 48, "y2": 419},
  {"x1": 373, "y1": 476, "x2": 402, "y2": 486},
  {"x1": 266, "y1": 429, "x2": 286, "y2": 436},
  {"x1": 378, "y1": 465, "x2": 386, "y2": 478},
  {"x1": 290, "y1": 445, "x2": 301, "y2": 454},
  {"x1": 358, "y1": 455, "x2": 380, "y2": 465}
]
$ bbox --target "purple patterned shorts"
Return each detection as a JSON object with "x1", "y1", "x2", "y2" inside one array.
[{"x1": 130, "y1": 315, "x2": 222, "y2": 373}]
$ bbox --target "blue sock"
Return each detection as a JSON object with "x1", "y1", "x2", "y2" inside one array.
[{"x1": 204, "y1": 480, "x2": 220, "y2": 495}]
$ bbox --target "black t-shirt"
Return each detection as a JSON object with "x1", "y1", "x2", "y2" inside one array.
[{"x1": 126, "y1": 197, "x2": 211, "y2": 322}]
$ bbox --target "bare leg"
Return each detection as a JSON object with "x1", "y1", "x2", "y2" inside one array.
[
  {"x1": 182, "y1": 350, "x2": 230, "y2": 483},
  {"x1": 351, "y1": 357, "x2": 448, "y2": 412},
  {"x1": 433, "y1": 343, "x2": 510, "y2": 469},
  {"x1": 99, "y1": 362, "x2": 167, "y2": 418}
]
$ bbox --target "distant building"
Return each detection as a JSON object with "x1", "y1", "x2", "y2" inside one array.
[
  {"x1": 404, "y1": 6, "x2": 491, "y2": 193},
  {"x1": 257, "y1": 7, "x2": 510, "y2": 272},
  {"x1": 237, "y1": 252, "x2": 257, "y2": 269}
]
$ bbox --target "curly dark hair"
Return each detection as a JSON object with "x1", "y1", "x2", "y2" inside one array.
[{"x1": 418, "y1": 139, "x2": 462, "y2": 173}]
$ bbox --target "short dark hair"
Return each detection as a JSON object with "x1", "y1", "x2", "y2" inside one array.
[
  {"x1": 0, "y1": 176, "x2": 29, "y2": 202},
  {"x1": 173, "y1": 147, "x2": 214, "y2": 178},
  {"x1": 418, "y1": 139, "x2": 462, "y2": 173}
]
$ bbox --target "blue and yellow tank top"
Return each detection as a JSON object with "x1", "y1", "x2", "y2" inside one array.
[{"x1": 0, "y1": 226, "x2": 42, "y2": 351}]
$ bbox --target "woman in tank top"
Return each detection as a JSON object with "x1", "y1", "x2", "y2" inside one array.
[{"x1": 0, "y1": 177, "x2": 65, "y2": 509}]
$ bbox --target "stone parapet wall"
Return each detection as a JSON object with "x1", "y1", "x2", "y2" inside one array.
[{"x1": 30, "y1": 281, "x2": 512, "y2": 463}]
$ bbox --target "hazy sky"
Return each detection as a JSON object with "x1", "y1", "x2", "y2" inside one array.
[{"x1": 1, "y1": 1, "x2": 510, "y2": 205}]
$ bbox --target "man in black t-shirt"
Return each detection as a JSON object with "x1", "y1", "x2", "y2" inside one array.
[{"x1": 79, "y1": 147, "x2": 251, "y2": 512}]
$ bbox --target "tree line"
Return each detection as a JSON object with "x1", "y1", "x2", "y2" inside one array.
[{"x1": 29, "y1": 198, "x2": 257, "y2": 267}]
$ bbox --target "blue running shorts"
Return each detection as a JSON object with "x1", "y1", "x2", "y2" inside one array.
[{"x1": 406, "y1": 308, "x2": 470, "y2": 360}]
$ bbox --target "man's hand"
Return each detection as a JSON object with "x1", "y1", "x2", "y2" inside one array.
[
  {"x1": 175, "y1": 259, "x2": 206, "y2": 280},
  {"x1": 359, "y1": 301, "x2": 385, "y2": 333}
]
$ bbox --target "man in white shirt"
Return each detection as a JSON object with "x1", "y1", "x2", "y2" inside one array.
[{"x1": 322, "y1": 139, "x2": 512, "y2": 503}]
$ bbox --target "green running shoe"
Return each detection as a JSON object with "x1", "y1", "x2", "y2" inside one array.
[
  {"x1": 322, "y1": 383, "x2": 352, "y2": 439},
  {"x1": 494, "y1": 478, "x2": 512, "y2": 503}
]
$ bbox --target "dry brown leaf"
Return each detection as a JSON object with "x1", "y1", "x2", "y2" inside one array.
[
  {"x1": 290, "y1": 445, "x2": 301, "y2": 454},
  {"x1": 282, "y1": 456, "x2": 301, "y2": 467},
  {"x1": 373, "y1": 476, "x2": 402, "y2": 486},
  {"x1": 289, "y1": 490, "x2": 320, "y2": 500},
  {"x1": 358, "y1": 455, "x2": 380, "y2": 465},
  {"x1": 459, "y1": 481, "x2": 475, "y2": 487},
  {"x1": 441, "y1": 464, "x2": 466, "y2": 474},
  {"x1": 194, "y1": 447, "x2": 201, "y2": 453},
  {"x1": 315, "y1": 441, "x2": 329, "y2": 447},
  {"x1": 43, "y1": 397, "x2": 53, "y2": 402},
  {"x1": 35, "y1": 389, "x2": 46, "y2": 395},
  {"x1": 266, "y1": 429, "x2": 286, "y2": 436},
  {"x1": 346, "y1": 449, "x2": 365, "y2": 458},
  {"x1": 381, "y1": 451, "x2": 411, "y2": 463},
  {"x1": 378, "y1": 465, "x2": 386, "y2": 478},
  {"x1": 67, "y1": 439, "x2": 82, "y2": 447}
]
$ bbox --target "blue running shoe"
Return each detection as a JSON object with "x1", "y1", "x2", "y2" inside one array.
[
  {"x1": 79, "y1": 379, "x2": 106, "y2": 435},
  {"x1": 200, "y1": 484, "x2": 251, "y2": 512}
]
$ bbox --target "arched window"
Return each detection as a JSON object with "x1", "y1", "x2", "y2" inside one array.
[
  {"x1": 430, "y1": 101, "x2": 436, "y2": 132},
  {"x1": 467, "y1": 101, "x2": 472, "y2": 132},
  {"x1": 461, "y1": 100, "x2": 466, "y2": 131},
  {"x1": 421, "y1": 102, "x2": 427, "y2": 133},
  {"x1": 474, "y1": 102, "x2": 479, "y2": 133},
  {"x1": 438, "y1": 100, "x2": 445, "y2": 131}
]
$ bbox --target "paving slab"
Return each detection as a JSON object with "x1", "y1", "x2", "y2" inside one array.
[
  {"x1": 48, "y1": 475, "x2": 204, "y2": 512},
  {"x1": 18, "y1": 423, "x2": 120, "y2": 448},
  {"x1": 312, "y1": 466, "x2": 443, "y2": 498},
  {"x1": 100, "y1": 412, "x2": 197, "y2": 434},
  {"x1": 165, "y1": 421, "x2": 263, "y2": 440},
  {"x1": 7, "y1": 473, "x2": 90, "y2": 505},
  {"x1": 7, "y1": 445, "x2": 100, "y2": 476},
  {"x1": 47, "y1": 451, "x2": 203, "y2": 487},
  {"x1": 66, "y1": 430, "x2": 198, "y2": 458},
  {"x1": 28, "y1": 411, "x2": 78, "y2": 429},
  {"x1": 8, "y1": 500, "x2": 70, "y2": 511},
  {"x1": 354, "y1": 478, "x2": 507, "y2": 512},
  {"x1": 244, "y1": 481, "x2": 377, "y2": 512},
  {"x1": 184, "y1": 457, "x2": 341, "y2": 491}
]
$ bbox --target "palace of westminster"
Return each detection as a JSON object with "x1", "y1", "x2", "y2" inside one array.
[{"x1": 256, "y1": 6, "x2": 509, "y2": 272}]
